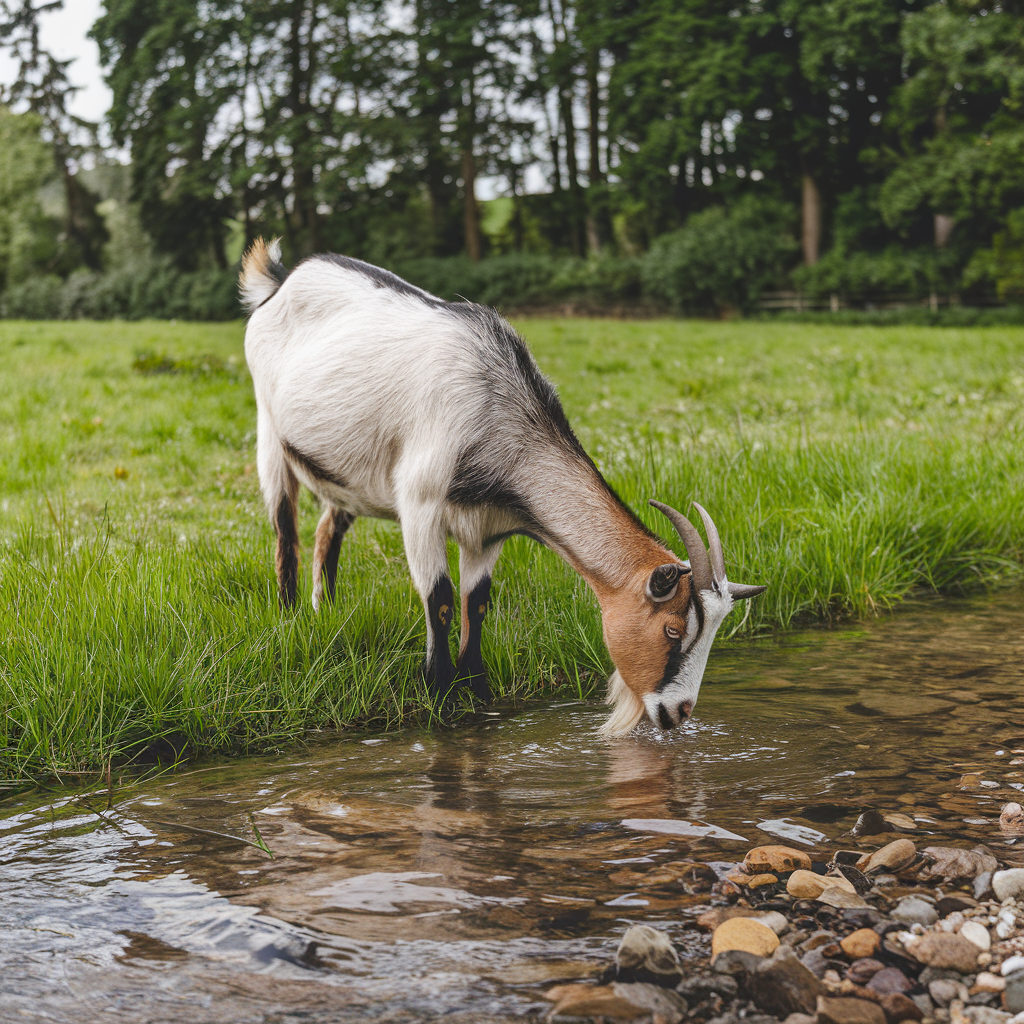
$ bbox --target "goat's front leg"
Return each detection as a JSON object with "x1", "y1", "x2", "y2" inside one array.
[
  {"x1": 455, "y1": 542, "x2": 504, "y2": 702},
  {"x1": 400, "y1": 506, "x2": 457, "y2": 708},
  {"x1": 311, "y1": 506, "x2": 355, "y2": 610}
]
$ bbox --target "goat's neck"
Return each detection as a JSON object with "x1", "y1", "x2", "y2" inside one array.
[{"x1": 527, "y1": 454, "x2": 673, "y2": 602}]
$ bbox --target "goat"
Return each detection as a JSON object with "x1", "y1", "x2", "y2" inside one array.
[{"x1": 239, "y1": 239, "x2": 766, "y2": 736}]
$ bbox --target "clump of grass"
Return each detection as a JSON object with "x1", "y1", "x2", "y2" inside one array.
[
  {"x1": 1, "y1": 317, "x2": 1024, "y2": 781},
  {"x1": 132, "y1": 350, "x2": 234, "y2": 377}
]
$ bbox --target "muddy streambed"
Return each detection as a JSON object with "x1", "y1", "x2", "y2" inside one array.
[{"x1": 2, "y1": 592, "x2": 1023, "y2": 1023}]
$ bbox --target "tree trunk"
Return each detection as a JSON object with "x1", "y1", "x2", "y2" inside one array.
[
  {"x1": 801, "y1": 172, "x2": 821, "y2": 266},
  {"x1": 934, "y1": 214, "x2": 955, "y2": 248},
  {"x1": 586, "y1": 51, "x2": 602, "y2": 185},
  {"x1": 462, "y1": 146, "x2": 481, "y2": 261}
]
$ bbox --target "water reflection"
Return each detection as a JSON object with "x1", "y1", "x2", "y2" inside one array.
[{"x1": 2, "y1": 591, "x2": 1024, "y2": 1021}]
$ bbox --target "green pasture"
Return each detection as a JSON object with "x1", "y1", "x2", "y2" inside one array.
[{"x1": 1, "y1": 317, "x2": 1023, "y2": 782}]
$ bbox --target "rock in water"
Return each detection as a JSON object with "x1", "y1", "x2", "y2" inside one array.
[
  {"x1": 856, "y1": 839, "x2": 917, "y2": 874},
  {"x1": 787, "y1": 870, "x2": 857, "y2": 898},
  {"x1": 744, "y1": 845, "x2": 813, "y2": 874},
  {"x1": 712, "y1": 918, "x2": 780, "y2": 959},
  {"x1": 615, "y1": 924, "x2": 682, "y2": 982},
  {"x1": 919, "y1": 846, "x2": 999, "y2": 884},
  {"x1": 816, "y1": 995, "x2": 887, "y2": 1024},
  {"x1": 751, "y1": 947, "x2": 827, "y2": 1016},
  {"x1": 891, "y1": 896, "x2": 938, "y2": 927},
  {"x1": 959, "y1": 920, "x2": 991, "y2": 951},
  {"x1": 841, "y1": 929, "x2": 882, "y2": 960},
  {"x1": 612, "y1": 983, "x2": 687, "y2": 1024},
  {"x1": 905, "y1": 932, "x2": 980, "y2": 974},
  {"x1": 544, "y1": 983, "x2": 647, "y2": 1020},
  {"x1": 993, "y1": 869, "x2": 1024, "y2": 902}
]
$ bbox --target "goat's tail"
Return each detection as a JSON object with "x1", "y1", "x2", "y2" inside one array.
[{"x1": 239, "y1": 237, "x2": 286, "y2": 314}]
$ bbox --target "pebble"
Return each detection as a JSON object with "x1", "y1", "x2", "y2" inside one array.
[
  {"x1": 856, "y1": 838, "x2": 917, "y2": 874},
  {"x1": 880, "y1": 991, "x2": 925, "y2": 1022},
  {"x1": 612, "y1": 983, "x2": 687, "y2": 1023},
  {"x1": 712, "y1": 919, "x2": 780, "y2": 959},
  {"x1": 892, "y1": 896, "x2": 939, "y2": 927},
  {"x1": 712, "y1": 948, "x2": 768, "y2": 984},
  {"x1": 1005, "y1": 958, "x2": 1024, "y2": 977},
  {"x1": 930, "y1": 980, "x2": 968, "y2": 1006},
  {"x1": 544, "y1": 983, "x2": 649, "y2": 1020},
  {"x1": 846, "y1": 959, "x2": 885, "y2": 985},
  {"x1": 997, "y1": 909, "x2": 1018, "y2": 941},
  {"x1": 920, "y1": 846, "x2": 999, "y2": 884},
  {"x1": 697, "y1": 907, "x2": 789, "y2": 936},
  {"x1": 745, "y1": 845, "x2": 813, "y2": 874},
  {"x1": 751, "y1": 947, "x2": 826, "y2": 1017},
  {"x1": 992, "y1": 870, "x2": 1024, "y2": 902},
  {"x1": 816, "y1": 995, "x2": 887, "y2": 1024},
  {"x1": 976, "y1": 871, "x2": 995, "y2": 900},
  {"x1": 1006, "y1": 971, "x2": 1024, "y2": 1015},
  {"x1": 840, "y1": 929, "x2": 881, "y2": 960},
  {"x1": 970, "y1": 972, "x2": 1005, "y2": 995},
  {"x1": 960, "y1": 920, "x2": 992, "y2": 951},
  {"x1": 614, "y1": 925, "x2": 679, "y2": 978},
  {"x1": 963, "y1": 1008, "x2": 1012, "y2": 1024},
  {"x1": 787, "y1": 870, "x2": 857, "y2": 899},
  {"x1": 867, "y1": 968, "x2": 913, "y2": 995},
  {"x1": 906, "y1": 932, "x2": 981, "y2": 973}
]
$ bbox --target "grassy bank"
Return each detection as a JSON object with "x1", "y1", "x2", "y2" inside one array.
[{"x1": 2, "y1": 319, "x2": 1023, "y2": 781}]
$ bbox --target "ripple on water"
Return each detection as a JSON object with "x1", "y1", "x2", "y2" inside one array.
[{"x1": 2, "y1": 590, "x2": 1024, "y2": 1021}]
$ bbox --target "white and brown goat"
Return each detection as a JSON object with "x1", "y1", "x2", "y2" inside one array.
[{"x1": 239, "y1": 239, "x2": 765, "y2": 736}]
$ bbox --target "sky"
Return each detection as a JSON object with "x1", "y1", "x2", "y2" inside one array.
[{"x1": 0, "y1": 0, "x2": 110, "y2": 122}]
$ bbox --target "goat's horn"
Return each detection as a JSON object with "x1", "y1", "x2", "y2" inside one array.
[
  {"x1": 728, "y1": 582, "x2": 766, "y2": 600},
  {"x1": 692, "y1": 501, "x2": 726, "y2": 584},
  {"x1": 649, "y1": 499, "x2": 714, "y2": 593}
]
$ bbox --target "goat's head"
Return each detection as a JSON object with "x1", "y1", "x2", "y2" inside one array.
[{"x1": 599, "y1": 500, "x2": 765, "y2": 737}]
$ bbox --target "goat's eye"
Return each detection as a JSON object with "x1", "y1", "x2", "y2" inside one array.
[{"x1": 664, "y1": 624, "x2": 681, "y2": 641}]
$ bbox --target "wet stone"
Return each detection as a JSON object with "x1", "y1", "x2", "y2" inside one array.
[
  {"x1": 712, "y1": 948, "x2": 766, "y2": 990},
  {"x1": 816, "y1": 995, "x2": 888, "y2": 1024},
  {"x1": 745, "y1": 845, "x2": 813, "y2": 875},
  {"x1": 880, "y1": 991, "x2": 925, "y2": 1023},
  {"x1": 751, "y1": 946, "x2": 827, "y2": 1017},
  {"x1": 920, "y1": 847, "x2": 999, "y2": 884},
  {"x1": 842, "y1": 929, "x2": 882, "y2": 960},
  {"x1": 847, "y1": 960, "x2": 886, "y2": 986},
  {"x1": 868, "y1": 968, "x2": 913, "y2": 996},
  {"x1": 712, "y1": 918, "x2": 780, "y2": 959},
  {"x1": 892, "y1": 896, "x2": 939, "y2": 927},
  {"x1": 857, "y1": 839, "x2": 917, "y2": 875},
  {"x1": 615, "y1": 924, "x2": 682, "y2": 984},
  {"x1": 612, "y1": 983, "x2": 687, "y2": 1023},
  {"x1": 788, "y1": 870, "x2": 857, "y2": 899},
  {"x1": 676, "y1": 975, "x2": 739, "y2": 1001},
  {"x1": 545, "y1": 983, "x2": 648, "y2": 1020},
  {"x1": 930, "y1": 980, "x2": 968, "y2": 1007}
]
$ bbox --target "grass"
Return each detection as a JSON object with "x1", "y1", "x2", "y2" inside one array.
[{"x1": 1, "y1": 317, "x2": 1023, "y2": 782}]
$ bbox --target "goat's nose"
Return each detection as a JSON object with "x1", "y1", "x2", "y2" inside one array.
[{"x1": 678, "y1": 700, "x2": 693, "y2": 720}]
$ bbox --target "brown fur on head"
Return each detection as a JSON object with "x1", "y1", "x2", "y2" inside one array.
[
  {"x1": 597, "y1": 500, "x2": 766, "y2": 738},
  {"x1": 598, "y1": 557, "x2": 698, "y2": 736}
]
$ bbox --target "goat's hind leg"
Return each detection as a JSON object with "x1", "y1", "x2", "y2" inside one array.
[
  {"x1": 260, "y1": 441, "x2": 300, "y2": 608},
  {"x1": 311, "y1": 506, "x2": 355, "y2": 610},
  {"x1": 455, "y1": 541, "x2": 504, "y2": 703}
]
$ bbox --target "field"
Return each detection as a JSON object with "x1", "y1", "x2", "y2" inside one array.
[{"x1": 2, "y1": 317, "x2": 1023, "y2": 782}]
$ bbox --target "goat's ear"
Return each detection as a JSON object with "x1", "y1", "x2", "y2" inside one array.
[{"x1": 646, "y1": 563, "x2": 689, "y2": 602}]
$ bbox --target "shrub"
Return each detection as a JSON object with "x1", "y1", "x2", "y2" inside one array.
[{"x1": 641, "y1": 196, "x2": 799, "y2": 315}]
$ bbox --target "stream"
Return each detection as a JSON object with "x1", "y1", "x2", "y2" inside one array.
[{"x1": 2, "y1": 592, "x2": 1022, "y2": 1023}]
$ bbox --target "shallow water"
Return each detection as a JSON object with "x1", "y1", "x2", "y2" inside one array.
[{"x1": 2, "y1": 592, "x2": 1023, "y2": 1023}]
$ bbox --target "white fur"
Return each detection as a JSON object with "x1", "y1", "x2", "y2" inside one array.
[
  {"x1": 598, "y1": 670, "x2": 647, "y2": 738},
  {"x1": 641, "y1": 587, "x2": 734, "y2": 730}
]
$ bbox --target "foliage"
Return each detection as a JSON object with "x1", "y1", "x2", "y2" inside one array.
[
  {"x1": 965, "y1": 208, "x2": 1024, "y2": 301},
  {"x1": 2, "y1": 317, "x2": 1024, "y2": 778},
  {"x1": 641, "y1": 197, "x2": 798, "y2": 314}
]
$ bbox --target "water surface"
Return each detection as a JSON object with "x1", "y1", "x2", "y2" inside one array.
[{"x1": 2, "y1": 592, "x2": 1023, "y2": 1022}]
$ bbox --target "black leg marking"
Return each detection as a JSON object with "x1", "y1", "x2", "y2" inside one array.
[
  {"x1": 456, "y1": 576, "x2": 492, "y2": 703},
  {"x1": 322, "y1": 511, "x2": 354, "y2": 602},
  {"x1": 275, "y1": 495, "x2": 299, "y2": 608},
  {"x1": 425, "y1": 576, "x2": 457, "y2": 707}
]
